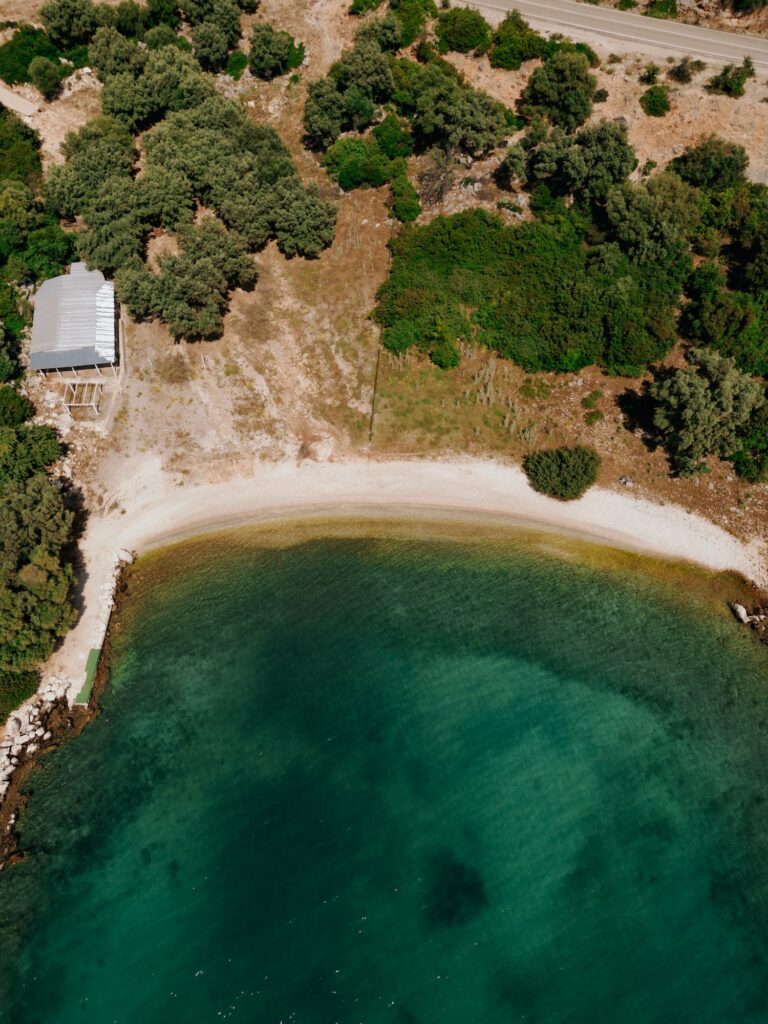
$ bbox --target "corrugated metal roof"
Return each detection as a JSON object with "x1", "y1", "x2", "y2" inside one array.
[{"x1": 29, "y1": 263, "x2": 117, "y2": 371}]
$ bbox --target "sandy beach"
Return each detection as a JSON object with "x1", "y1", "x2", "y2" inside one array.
[{"x1": 37, "y1": 455, "x2": 767, "y2": 706}]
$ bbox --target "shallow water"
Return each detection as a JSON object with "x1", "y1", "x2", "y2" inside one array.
[{"x1": 2, "y1": 526, "x2": 768, "y2": 1023}]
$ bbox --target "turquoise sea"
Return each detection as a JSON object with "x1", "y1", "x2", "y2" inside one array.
[{"x1": 2, "y1": 521, "x2": 768, "y2": 1023}]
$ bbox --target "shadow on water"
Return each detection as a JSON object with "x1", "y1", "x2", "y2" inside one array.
[{"x1": 423, "y1": 850, "x2": 488, "y2": 929}]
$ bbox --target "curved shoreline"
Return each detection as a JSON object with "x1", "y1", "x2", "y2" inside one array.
[
  {"x1": 0, "y1": 455, "x2": 766, "y2": 815},
  {"x1": 45, "y1": 457, "x2": 768, "y2": 694},
  {"x1": 3, "y1": 455, "x2": 768, "y2": 710},
  {"x1": 59, "y1": 457, "x2": 768, "y2": 686}
]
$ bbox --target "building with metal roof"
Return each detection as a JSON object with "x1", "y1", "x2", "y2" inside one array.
[{"x1": 29, "y1": 263, "x2": 117, "y2": 372}]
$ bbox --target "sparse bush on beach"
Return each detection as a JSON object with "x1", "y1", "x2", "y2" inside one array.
[{"x1": 523, "y1": 445, "x2": 601, "y2": 500}]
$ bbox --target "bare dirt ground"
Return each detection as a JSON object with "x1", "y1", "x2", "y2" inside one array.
[{"x1": 9, "y1": 0, "x2": 768, "y2": 552}]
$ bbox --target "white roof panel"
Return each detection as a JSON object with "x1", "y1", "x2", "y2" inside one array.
[{"x1": 29, "y1": 263, "x2": 116, "y2": 370}]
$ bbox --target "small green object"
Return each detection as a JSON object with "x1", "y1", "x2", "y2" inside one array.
[
  {"x1": 75, "y1": 648, "x2": 102, "y2": 705},
  {"x1": 640, "y1": 84, "x2": 671, "y2": 116},
  {"x1": 644, "y1": 0, "x2": 677, "y2": 18},
  {"x1": 226, "y1": 50, "x2": 248, "y2": 80}
]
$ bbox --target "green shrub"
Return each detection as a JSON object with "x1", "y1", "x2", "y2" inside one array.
[
  {"x1": 523, "y1": 445, "x2": 601, "y2": 500},
  {"x1": 29, "y1": 55, "x2": 64, "y2": 98},
  {"x1": 518, "y1": 50, "x2": 597, "y2": 129},
  {"x1": 225, "y1": 49, "x2": 248, "y2": 78},
  {"x1": 640, "y1": 84, "x2": 670, "y2": 116},
  {"x1": 144, "y1": 23, "x2": 185, "y2": 48},
  {"x1": 436, "y1": 8, "x2": 491, "y2": 54},
  {"x1": 0, "y1": 386, "x2": 34, "y2": 426},
  {"x1": 324, "y1": 136, "x2": 397, "y2": 190},
  {"x1": 430, "y1": 336, "x2": 460, "y2": 368},
  {"x1": 667, "y1": 56, "x2": 705, "y2": 83},
  {"x1": 389, "y1": 174, "x2": 421, "y2": 222},
  {"x1": 640, "y1": 62, "x2": 659, "y2": 84},
  {"x1": 350, "y1": 0, "x2": 384, "y2": 11},
  {"x1": 644, "y1": 0, "x2": 677, "y2": 17},
  {"x1": 731, "y1": 403, "x2": 768, "y2": 482},
  {"x1": 706, "y1": 57, "x2": 755, "y2": 97},
  {"x1": 581, "y1": 389, "x2": 603, "y2": 409},
  {"x1": 389, "y1": 0, "x2": 437, "y2": 47},
  {"x1": 584, "y1": 409, "x2": 603, "y2": 425},
  {"x1": 651, "y1": 348, "x2": 765, "y2": 475},
  {"x1": 670, "y1": 135, "x2": 748, "y2": 191},
  {"x1": 0, "y1": 25, "x2": 60, "y2": 85},
  {"x1": 489, "y1": 10, "x2": 551, "y2": 70},
  {"x1": 372, "y1": 113, "x2": 413, "y2": 157},
  {"x1": 249, "y1": 23, "x2": 304, "y2": 80},
  {"x1": 0, "y1": 107, "x2": 42, "y2": 186},
  {"x1": 40, "y1": 0, "x2": 99, "y2": 47}
]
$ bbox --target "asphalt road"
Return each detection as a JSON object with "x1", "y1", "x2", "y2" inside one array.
[{"x1": 462, "y1": 0, "x2": 768, "y2": 70}]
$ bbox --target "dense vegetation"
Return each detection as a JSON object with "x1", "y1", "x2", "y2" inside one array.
[
  {"x1": 0, "y1": 23, "x2": 88, "y2": 98},
  {"x1": 436, "y1": 7, "x2": 491, "y2": 55},
  {"x1": 375, "y1": 204, "x2": 682, "y2": 375},
  {"x1": 249, "y1": 22, "x2": 304, "y2": 80},
  {"x1": 303, "y1": 16, "x2": 510, "y2": 219},
  {"x1": 523, "y1": 445, "x2": 601, "y2": 500},
  {"x1": 375, "y1": 120, "x2": 689, "y2": 376},
  {"x1": 650, "y1": 349, "x2": 765, "y2": 476},
  {"x1": 0, "y1": 112, "x2": 75, "y2": 717},
  {"x1": 43, "y1": 4, "x2": 335, "y2": 340}
]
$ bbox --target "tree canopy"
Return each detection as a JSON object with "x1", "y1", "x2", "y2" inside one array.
[
  {"x1": 249, "y1": 23, "x2": 304, "y2": 79},
  {"x1": 43, "y1": 1, "x2": 336, "y2": 341},
  {"x1": 650, "y1": 348, "x2": 765, "y2": 475}
]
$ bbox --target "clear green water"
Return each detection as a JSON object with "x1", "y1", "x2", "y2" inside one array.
[{"x1": 2, "y1": 528, "x2": 768, "y2": 1024}]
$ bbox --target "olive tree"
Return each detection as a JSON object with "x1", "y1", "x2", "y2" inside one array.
[{"x1": 650, "y1": 348, "x2": 765, "y2": 474}]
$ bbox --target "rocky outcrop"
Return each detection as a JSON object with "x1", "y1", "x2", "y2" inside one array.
[
  {"x1": 730, "y1": 601, "x2": 768, "y2": 640},
  {"x1": 0, "y1": 547, "x2": 134, "y2": 814},
  {"x1": 0, "y1": 688, "x2": 67, "y2": 802}
]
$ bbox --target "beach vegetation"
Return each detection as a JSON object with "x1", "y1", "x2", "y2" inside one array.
[
  {"x1": 650, "y1": 348, "x2": 765, "y2": 475},
  {"x1": 523, "y1": 445, "x2": 601, "y2": 500}
]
